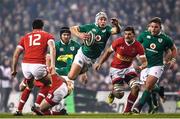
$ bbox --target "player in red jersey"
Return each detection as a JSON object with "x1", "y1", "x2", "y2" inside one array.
[
  {"x1": 31, "y1": 68, "x2": 73, "y2": 115},
  {"x1": 11, "y1": 19, "x2": 56, "y2": 115},
  {"x1": 95, "y1": 26, "x2": 147, "y2": 113}
]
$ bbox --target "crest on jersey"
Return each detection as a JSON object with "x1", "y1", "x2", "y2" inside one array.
[
  {"x1": 70, "y1": 46, "x2": 75, "y2": 51},
  {"x1": 60, "y1": 48, "x2": 64, "y2": 51},
  {"x1": 150, "y1": 43, "x2": 156, "y2": 49},
  {"x1": 95, "y1": 35, "x2": 101, "y2": 41},
  {"x1": 158, "y1": 38, "x2": 163, "y2": 43},
  {"x1": 147, "y1": 35, "x2": 151, "y2": 39}
]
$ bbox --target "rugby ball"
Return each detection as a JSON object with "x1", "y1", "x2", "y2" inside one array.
[{"x1": 84, "y1": 31, "x2": 95, "y2": 46}]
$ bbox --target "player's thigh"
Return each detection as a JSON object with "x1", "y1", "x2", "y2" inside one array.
[
  {"x1": 148, "y1": 66, "x2": 164, "y2": 79},
  {"x1": 21, "y1": 63, "x2": 34, "y2": 79},
  {"x1": 69, "y1": 51, "x2": 85, "y2": 79},
  {"x1": 31, "y1": 64, "x2": 48, "y2": 80},
  {"x1": 46, "y1": 83, "x2": 68, "y2": 105}
]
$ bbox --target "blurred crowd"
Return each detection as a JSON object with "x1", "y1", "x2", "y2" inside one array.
[{"x1": 0, "y1": 0, "x2": 180, "y2": 97}]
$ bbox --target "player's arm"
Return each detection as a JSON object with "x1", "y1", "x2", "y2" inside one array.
[
  {"x1": 111, "y1": 18, "x2": 121, "y2": 35},
  {"x1": 47, "y1": 40, "x2": 56, "y2": 70},
  {"x1": 167, "y1": 44, "x2": 177, "y2": 69},
  {"x1": 11, "y1": 46, "x2": 23, "y2": 77},
  {"x1": 137, "y1": 55, "x2": 147, "y2": 70},
  {"x1": 70, "y1": 26, "x2": 90, "y2": 41},
  {"x1": 95, "y1": 46, "x2": 113, "y2": 70}
]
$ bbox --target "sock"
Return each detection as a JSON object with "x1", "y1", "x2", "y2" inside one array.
[
  {"x1": 146, "y1": 94, "x2": 154, "y2": 111},
  {"x1": 151, "y1": 92, "x2": 158, "y2": 107},
  {"x1": 124, "y1": 92, "x2": 138, "y2": 112},
  {"x1": 35, "y1": 86, "x2": 50, "y2": 107},
  {"x1": 18, "y1": 88, "x2": 31, "y2": 111},
  {"x1": 137, "y1": 90, "x2": 151, "y2": 111}
]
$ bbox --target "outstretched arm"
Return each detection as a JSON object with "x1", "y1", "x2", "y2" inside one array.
[
  {"x1": 70, "y1": 26, "x2": 90, "y2": 41},
  {"x1": 95, "y1": 47, "x2": 113, "y2": 70}
]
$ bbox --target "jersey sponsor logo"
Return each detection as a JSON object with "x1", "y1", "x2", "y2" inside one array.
[
  {"x1": 146, "y1": 48, "x2": 158, "y2": 53},
  {"x1": 116, "y1": 53, "x2": 133, "y2": 62},
  {"x1": 158, "y1": 38, "x2": 163, "y2": 43},
  {"x1": 57, "y1": 54, "x2": 73, "y2": 62}
]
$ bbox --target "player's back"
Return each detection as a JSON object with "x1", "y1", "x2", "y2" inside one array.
[{"x1": 19, "y1": 29, "x2": 54, "y2": 64}]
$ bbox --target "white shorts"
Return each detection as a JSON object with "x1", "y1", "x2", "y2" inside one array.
[
  {"x1": 140, "y1": 66, "x2": 164, "y2": 82},
  {"x1": 46, "y1": 82, "x2": 68, "y2": 105},
  {"x1": 21, "y1": 63, "x2": 47, "y2": 80},
  {"x1": 110, "y1": 65, "x2": 137, "y2": 80},
  {"x1": 73, "y1": 47, "x2": 96, "y2": 68},
  {"x1": 109, "y1": 66, "x2": 139, "y2": 88}
]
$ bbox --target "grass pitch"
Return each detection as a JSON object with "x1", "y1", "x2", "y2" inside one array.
[{"x1": 0, "y1": 113, "x2": 180, "y2": 119}]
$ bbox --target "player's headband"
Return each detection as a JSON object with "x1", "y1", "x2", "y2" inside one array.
[
  {"x1": 60, "y1": 27, "x2": 71, "y2": 36},
  {"x1": 95, "y1": 12, "x2": 108, "y2": 25}
]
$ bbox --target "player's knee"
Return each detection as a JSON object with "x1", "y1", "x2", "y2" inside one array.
[
  {"x1": 26, "y1": 79, "x2": 34, "y2": 89},
  {"x1": 112, "y1": 83, "x2": 124, "y2": 99},
  {"x1": 131, "y1": 84, "x2": 140, "y2": 96},
  {"x1": 19, "y1": 80, "x2": 27, "y2": 91}
]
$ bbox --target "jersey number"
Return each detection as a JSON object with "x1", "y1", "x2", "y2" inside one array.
[{"x1": 28, "y1": 34, "x2": 41, "y2": 46}]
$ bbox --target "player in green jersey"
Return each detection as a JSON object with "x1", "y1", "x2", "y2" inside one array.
[
  {"x1": 133, "y1": 17, "x2": 177, "y2": 113},
  {"x1": 67, "y1": 11, "x2": 121, "y2": 81}
]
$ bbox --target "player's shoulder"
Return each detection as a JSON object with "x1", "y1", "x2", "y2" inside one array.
[
  {"x1": 159, "y1": 32, "x2": 172, "y2": 40},
  {"x1": 113, "y1": 37, "x2": 124, "y2": 44},
  {"x1": 140, "y1": 30, "x2": 150, "y2": 36},
  {"x1": 70, "y1": 40, "x2": 81, "y2": 47}
]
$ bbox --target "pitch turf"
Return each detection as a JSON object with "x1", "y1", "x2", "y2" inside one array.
[{"x1": 0, "y1": 113, "x2": 180, "y2": 118}]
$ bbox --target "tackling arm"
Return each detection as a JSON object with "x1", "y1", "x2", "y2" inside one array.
[{"x1": 95, "y1": 47, "x2": 113, "y2": 70}]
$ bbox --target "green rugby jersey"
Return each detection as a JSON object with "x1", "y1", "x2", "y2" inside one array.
[
  {"x1": 55, "y1": 40, "x2": 80, "y2": 75},
  {"x1": 137, "y1": 30, "x2": 173, "y2": 67},
  {"x1": 79, "y1": 23, "x2": 112, "y2": 59}
]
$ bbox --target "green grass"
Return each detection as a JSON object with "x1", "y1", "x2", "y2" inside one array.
[{"x1": 0, "y1": 113, "x2": 180, "y2": 118}]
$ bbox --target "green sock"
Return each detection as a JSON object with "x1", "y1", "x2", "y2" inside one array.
[
  {"x1": 151, "y1": 92, "x2": 158, "y2": 107},
  {"x1": 152, "y1": 84, "x2": 160, "y2": 92},
  {"x1": 139, "y1": 90, "x2": 151, "y2": 106},
  {"x1": 147, "y1": 94, "x2": 153, "y2": 109}
]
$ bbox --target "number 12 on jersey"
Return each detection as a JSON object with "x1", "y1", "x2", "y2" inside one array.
[{"x1": 28, "y1": 34, "x2": 41, "y2": 46}]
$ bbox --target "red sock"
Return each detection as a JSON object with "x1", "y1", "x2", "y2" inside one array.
[
  {"x1": 124, "y1": 92, "x2": 138, "y2": 113},
  {"x1": 35, "y1": 86, "x2": 50, "y2": 106},
  {"x1": 18, "y1": 88, "x2": 31, "y2": 111}
]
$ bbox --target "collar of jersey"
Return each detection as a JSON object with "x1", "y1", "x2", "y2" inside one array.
[{"x1": 60, "y1": 39, "x2": 71, "y2": 45}]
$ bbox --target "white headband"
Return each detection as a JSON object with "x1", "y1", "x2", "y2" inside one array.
[{"x1": 95, "y1": 12, "x2": 108, "y2": 25}]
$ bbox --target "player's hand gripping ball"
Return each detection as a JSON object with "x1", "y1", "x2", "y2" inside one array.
[{"x1": 84, "y1": 32, "x2": 95, "y2": 46}]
